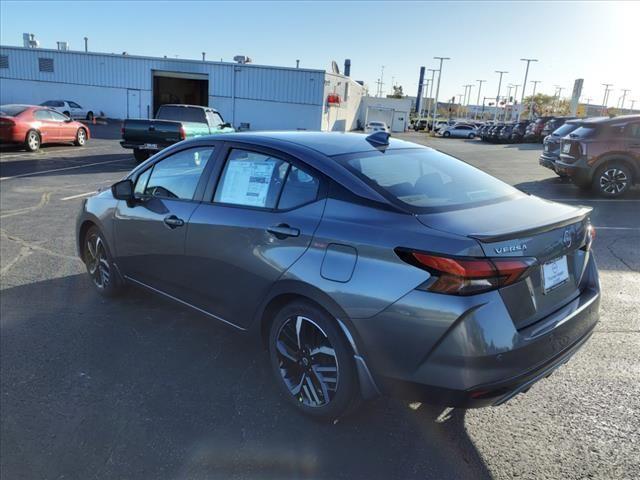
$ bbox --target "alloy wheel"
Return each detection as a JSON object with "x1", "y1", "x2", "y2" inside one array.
[
  {"x1": 84, "y1": 233, "x2": 110, "y2": 289},
  {"x1": 599, "y1": 168, "x2": 628, "y2": 195},
  {"x1": 28, "y1": 132, "x2": 39, "y2": 150},
  {"x1": 275, "y1": 315, "x2": 339, "y2": 407},
  {"x1": 77, "y1": 129, "x2": 86, "y2": 145}
]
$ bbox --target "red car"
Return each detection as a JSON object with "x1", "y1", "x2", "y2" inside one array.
[{"x1": 0, "y1": 104, "x2": 90, "y2": 152}]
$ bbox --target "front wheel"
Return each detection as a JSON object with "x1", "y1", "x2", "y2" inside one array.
[
  {"x1": 82, "y1": 226, "x2": 122, "y2": 297},
  {"x1": 443, "y1": 131, "x2": 451, "y2": 138},
  {"x1": 25, "y1": 130, "x2": 40, "y2": 152},
  {"x1": 468, "y1": 133, "x2": 475, "y2": 139},
  {"x1": 593, "y1": 163, "x2": 632, "y2": 197},
  {"x1": 133, "y1": 148, "x2": 150, "y2": 163},
  {"x1": 74, "y1": 128, "x2": 87, "y2": 146},
  {"x1": 268, "y1": 300, "x2": 359, "y2": 421}
]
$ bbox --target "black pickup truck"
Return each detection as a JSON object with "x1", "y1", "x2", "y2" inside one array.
[{"x1": 121, "y1": 104, "x2": 234, "y2": 162}]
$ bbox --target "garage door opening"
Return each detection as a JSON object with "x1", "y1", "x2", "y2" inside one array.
[{"x1": 152, "y1": 71, "x2": 208, "y2": 116}]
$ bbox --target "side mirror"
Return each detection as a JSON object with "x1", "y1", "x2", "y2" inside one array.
[
  {"x1": 64, "y1": 117, "x2": 73, "y2": 123},
  {"x1": 111, "y1": 179, "x2": 134, "y2": 201},
  {"x1": 221, "y1": 122, "x2": 232, "y2": 129}
]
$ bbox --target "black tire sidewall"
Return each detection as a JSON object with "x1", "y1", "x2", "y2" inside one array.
[
  {"x1": 593, "y1": 163, "x2": 632, "y2": 197},
  {"x1": 267, "y1": 300, "x2": 358, "y2": 421},
  {"x1": 133, "y1": 149, "x2": 149, "y2": 163},
  {"x1": 443, "y1": 131, "x2": 450, "y2": 137},
  {"x1": 82, "y1": 226, "x2": 121, "y2": 297}
]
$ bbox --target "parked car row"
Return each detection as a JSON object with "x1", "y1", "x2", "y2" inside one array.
[
  {"x1": 0, "y1": 104, "x2": 90, "y2": 151},
  {"x1": 477, "y1": 116, "x2": 579, "y2": 144}
]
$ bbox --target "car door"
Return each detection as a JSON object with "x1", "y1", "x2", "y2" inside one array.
[
  {"x1": 182, "y1": 143, "x2": 327, "y2": 328},
  {"x1": 113, "y1": 145, "x2": 217, "y2": 296},
  {"x1": 32, "y1": 109, "x2": 60, "y2": 143},
  {"x1": 48, "y1": 110, "x2": 76, "y2": 141},
  {"x1": 67, "y1": 101, "x2": 85, "y2": 119},
  {"x1": 625, "y1": 121, "x2": 640, "y2": 162}
]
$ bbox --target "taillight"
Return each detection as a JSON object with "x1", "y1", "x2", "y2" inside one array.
[
  {"x1": 583, "y1": 224, "x2": 596, "y2": 251},
  {"x1": 396, "y1": 249, "x2": 536, "y2": 296},
  {"x1": 0, "y1": 118, "x2": 15, "y2": 127},
  {"x1": 179, "y1": 126, "x2": 186, "y2": 140},
  {"x1": 120, "y1": 123, "x2": 125, "y2": 137}
]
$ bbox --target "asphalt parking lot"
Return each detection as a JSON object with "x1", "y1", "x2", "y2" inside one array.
[{"x1": 1, "y1": 126, "x2": 639, "y2": 480}]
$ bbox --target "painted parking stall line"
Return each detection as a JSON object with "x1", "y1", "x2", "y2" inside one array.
[
  {"x1": 61, "y1": 191, "x2": 98, "y2": 201},
  {"x1": 0, "y1": 157, "x2": 131, "y2": 181}
]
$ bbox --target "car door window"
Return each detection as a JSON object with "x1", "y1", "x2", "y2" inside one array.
[
  {"x1": 206, "y1": 110, "x2": 224, "y2": 128},
  {"x1": 277, "y1": 165, "x2": 320, "y2": 210},
  {"x1": 144, "y1": 147, "x2": 214, "y2": 200},
  {"x1": 625, "y1": 123, "x2": 640, "y2": 139},
  {"x1": 68, "y1": 101, "x2": 82, "y2": 109},
  {"x1": 214, "y1": 149, "x2": 289, "y2": 209},
  {"x1": 134, "y1": 167, "x2": 152, "y2": 196},
  {"x1": 49, "y1": 110, "x2": 68, "y2": 122},
  {"x1": 34, "y1": 110, "x2": 53, "y2": 121}
]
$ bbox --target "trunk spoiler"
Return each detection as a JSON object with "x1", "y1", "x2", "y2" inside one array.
[{"x1": 469, "y1": 206, "x2": 592, "y2": 243}]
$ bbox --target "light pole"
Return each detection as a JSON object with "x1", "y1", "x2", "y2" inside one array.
[
  {"x1": 517, "y1": 58, "x2": 537, "y2": 121},
  {"x1": 430, "y1": 56, "x2": 450, "y2": 131},
  {"x1": 620, "y1": 89, "x2": 630, "y2": 110},
  {"x1": 510, "y1": 84, "x2": 520, "y2": 121},
  {"x1": 463, "y1": 84, "x2": 474, "y2": 118},
  {"x1": 420, "y1": 79, "x2": 431, "y2": 117},
  {"x1": 426, "y1": 68, "x2": 437, "y2": 119},
  {"x1": 601, "y1": 83, "x2": 613, "y2": 114},
  {"x1": 504, "y1": 85, "x2": 514, "y2": 121},
  {"x1": 474, "y1": 80, "x2": 486, "y2": 120},
  {"x1": 457, "y1": 94, "x2": 464, "y2": 118},
  {"x1": 493, "y1": 70, "x2": 507, "y2": 121},
  {"x1": 630, "y1": 100, "x2": 636, "y2": 114},
  {"x1": 528, "y1": 80, "x2": 541, "y2": 119}
]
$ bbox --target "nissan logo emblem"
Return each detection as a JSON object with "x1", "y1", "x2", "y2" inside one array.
[{"x1": 563, "y1": 230, "x2": 572, "y2": 248}]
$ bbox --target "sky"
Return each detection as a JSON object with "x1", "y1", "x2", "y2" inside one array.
[{"x1": 1, "y1": 0, "x2": 639, "y2": 108}]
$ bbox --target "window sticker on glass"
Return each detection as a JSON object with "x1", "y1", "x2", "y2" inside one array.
[{"x1": 218, "y1": 159, "x2": 276, "y2": 207}]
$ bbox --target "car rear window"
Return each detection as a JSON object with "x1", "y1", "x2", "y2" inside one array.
[
  {"x1": 0, "y1": 105, "x2": 28, "y2": 116},
  {"x1": 336, "y1": 148, "x2": 519, "y2": 212},
  {"x1": 369, "y1": 122, "x2": 385, "y2": 126},
  {"x1": 570, "y1": 126, "x2": 598, "y2": 138},
  {"x1": 156, "y1": 106, "x2": 207, "y2": 123},
  {"x1": 552, "y1": 123, "x2": 580, "y2": 136}
]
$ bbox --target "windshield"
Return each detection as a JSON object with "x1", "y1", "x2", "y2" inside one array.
[
  {"x1": 336, "y1": 148, "x2": 520, "y2": 212},
  {"x1": 0, "y1": 105, "x2": 28, "y2": 116}
]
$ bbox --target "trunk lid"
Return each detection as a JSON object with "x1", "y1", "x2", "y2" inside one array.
[
  {"x1": 122, "y1": 119, "x2": 184, "y2": 144},
  {"x1": 417, "y1": 195, "x2": 593, "y2": 329}
]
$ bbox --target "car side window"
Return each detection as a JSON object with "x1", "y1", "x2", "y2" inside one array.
[
  {"x1": 144, "y1": 147, "x2": 214, "y2": 200},
  {"x1": 214, "y1": 149, "x2": 289, "y2": 209},
  {"x1": 68, "y1": 101, "x2": 82, "y2": 108},
  {"x1": 34, "y1": 110, "x2": 52, "y2": 120},
  {"x1": 277, "y1": 165, "x2": 320, "y2": 210},
  {"x1": 134, "y1": 168, "x2": 152, "y2": 196},
  {"x1": 206, "y1": 110, "x2": 224, "y2": 128},
  {"x1": 49, "y1": 110, "x2": 68, "y2": 122}
]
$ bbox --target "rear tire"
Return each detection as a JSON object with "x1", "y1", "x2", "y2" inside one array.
[
  {"x1": 443, "y1": 131, "x2": 451, "y2": 138},
  {"x1": 82, "y1": 225, "x2": 122, "y2": 297},
  {"x1": 63, "y1": 111, "x2": 71, "y2": 118},
  {"x1": 25, "y1": 130, "x2": 40, "y2": 152},
  {"x1": 133, "y1": 149, "x2": 150, "y2": 163},
  {"x1": 593, "y1": 162, "x2": 632, "y2": 197},
  {"x1": 74, "y1": 128, "x2": 87, "y2": 146},
  {"x1": 468, "y1": 133, "x2": 475, "y2": 139},
  {"x1": 268, "y1": 300, "x2": 360, "y2": 421},
  {"x1": 86, "y1": 111, "x2": 94, "y2": 121}
]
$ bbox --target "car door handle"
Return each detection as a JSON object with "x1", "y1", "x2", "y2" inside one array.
[
  {"x1": 267, "y1": 224, "x2": 300, "y2": 239},
  {"x1": 163, "y1": 215, "x2": 184, "y2": 229}
]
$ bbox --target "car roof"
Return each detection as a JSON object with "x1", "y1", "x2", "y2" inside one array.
[
  {"x1": 205, "y1": 131, "x2": 425, "y2": 157},
  {"x1": 580, "y1": 114, "x2": 640, "y2": 125}
]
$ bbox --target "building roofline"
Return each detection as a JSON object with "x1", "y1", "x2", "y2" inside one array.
[{"x1": 0, "y1": 44, "x2": 326, "y2": 74}]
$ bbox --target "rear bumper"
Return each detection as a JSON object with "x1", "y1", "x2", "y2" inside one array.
[
  {"x1": 556, "y1": 157, "x2": 592, "y2": 184},
  {"x1": 120, "y1": 141, "x2": 164, "y2": 151},
  {"x1": 355, "y1": 254, "x2": 600, "y2": 407},
  {"x1": 539, "y1": 152, "x2": 559, "y2": 171}
]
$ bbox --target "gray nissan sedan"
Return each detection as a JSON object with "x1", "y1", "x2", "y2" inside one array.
[{"x1": 76, "y1": 132, "x2": 600, "y2": 420}]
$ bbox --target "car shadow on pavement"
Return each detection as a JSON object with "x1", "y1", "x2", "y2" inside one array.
[
  {"x1": 0, "y1": 153, "x2": 134, "y2": 179},
  {"x1": 1, "y1": 274, "x2": 492, "y2": 480},
  {"x1": 515, "y1": 177, "x2": 640, "y2": 200}
]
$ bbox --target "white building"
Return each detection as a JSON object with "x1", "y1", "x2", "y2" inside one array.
[
  {"x1": 0, "y1": 44, "x2": 364, "y2": 132},
  {"x1": 359, "y1": 96, "x2": 412, "y2": 132}
]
